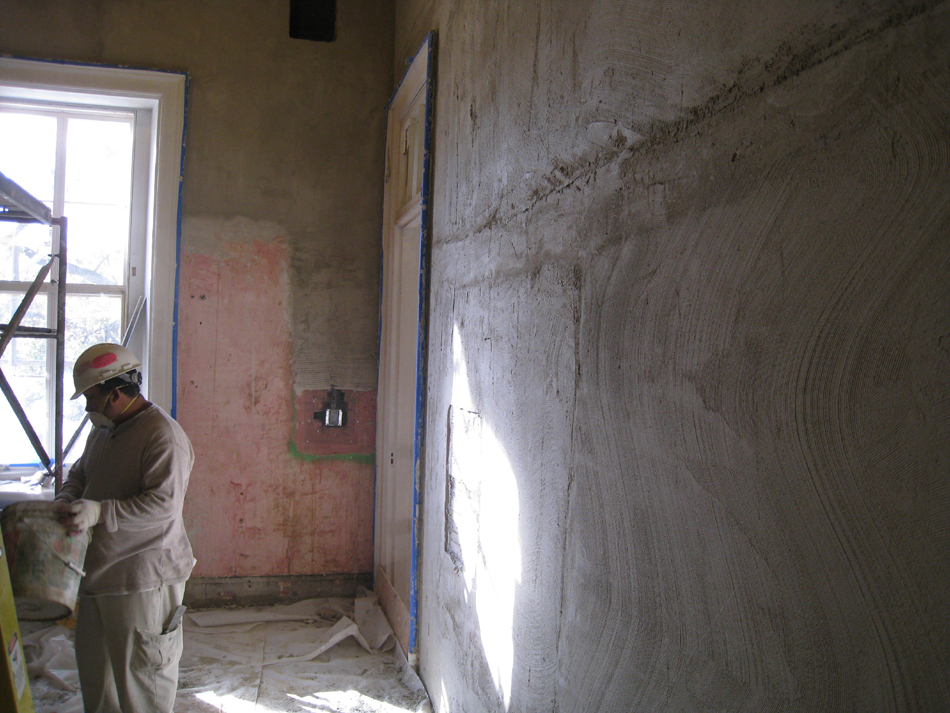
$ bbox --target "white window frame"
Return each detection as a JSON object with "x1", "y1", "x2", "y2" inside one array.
[{"x1": 0, "y1": 57, "x2": 186, "y2": 413}]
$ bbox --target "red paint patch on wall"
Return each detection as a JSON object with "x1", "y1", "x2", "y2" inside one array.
[
  {"x1": 294, "y1": 389, "x2": 376, "y2": 456},
  {"x1": 176, "y1": 238, "x2": 374, "y2": 579}
]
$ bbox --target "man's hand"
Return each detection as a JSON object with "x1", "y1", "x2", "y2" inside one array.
[{"x1": 57, "y1": 499, "x2": 102, "y2": 535}]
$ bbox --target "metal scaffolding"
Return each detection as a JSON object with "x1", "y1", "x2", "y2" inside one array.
[{"x1": 0, "y1": 170, "x2": 68, "y2": 492}]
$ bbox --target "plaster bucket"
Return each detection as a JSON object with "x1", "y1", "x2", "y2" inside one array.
[{"x1": 1, "y1": 501, "x2": 90, "y2": 621}]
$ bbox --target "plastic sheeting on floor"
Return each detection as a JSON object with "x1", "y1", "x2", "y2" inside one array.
[{"x1": 20, "y1": 591, "x2": 431, "y2": 712}]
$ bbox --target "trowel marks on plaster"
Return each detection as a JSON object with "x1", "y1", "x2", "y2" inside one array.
[
  {"x1": 557, "y1": 16, "x2": 950, "y2": 711},
  {"x1": 176, "y1": 233, "x2": 373, "y2": 577}
]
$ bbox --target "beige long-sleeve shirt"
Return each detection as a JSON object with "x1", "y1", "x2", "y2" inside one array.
[{"x1": 57, "y1": 403, "x2": 196, "y2": 596}]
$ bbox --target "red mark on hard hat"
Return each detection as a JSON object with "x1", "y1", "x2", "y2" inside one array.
[{"x1": 91, "y1": 353, "x2": 118, "y2": 369}]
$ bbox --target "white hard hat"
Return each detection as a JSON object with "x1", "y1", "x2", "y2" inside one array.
[{"x1": 71, "y1": 343, "x2": 142, "y2": 399}]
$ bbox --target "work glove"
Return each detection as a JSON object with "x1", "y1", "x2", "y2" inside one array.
[{"x1": 57, "y1": 499, "x2": 102, "y2": 535}]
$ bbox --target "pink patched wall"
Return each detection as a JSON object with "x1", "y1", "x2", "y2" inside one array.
[{"x1": 177, "y1": 236, "x2": 374, "y2": 578}]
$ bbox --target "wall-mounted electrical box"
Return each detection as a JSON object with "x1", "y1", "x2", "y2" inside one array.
[{"x1": 316, "y1": 387, "x2": 347, "y2": 428}]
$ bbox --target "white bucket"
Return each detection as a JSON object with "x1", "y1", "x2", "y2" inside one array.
[{"x1": 1, "y1": 501, "x2": 90, "y2": 621}]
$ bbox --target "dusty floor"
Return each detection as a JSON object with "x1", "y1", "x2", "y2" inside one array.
[{"x1": 21, "y1": 595, "x2": 431, "y2": 713}]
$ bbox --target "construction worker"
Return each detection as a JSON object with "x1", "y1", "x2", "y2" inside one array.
[{"x1": 55, "y1": 343, "x2": 195, "y2": 713}]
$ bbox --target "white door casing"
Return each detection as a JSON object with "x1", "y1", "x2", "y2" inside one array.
[{"x1": 374, "y1": 33, "x2": 435, "y2": 660}]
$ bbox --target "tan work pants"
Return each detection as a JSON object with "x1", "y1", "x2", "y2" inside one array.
[{"x1": 75, "y1": 583, "x2": 186, "y2": 713}]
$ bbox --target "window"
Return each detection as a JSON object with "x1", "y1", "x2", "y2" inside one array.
[
  {"x1": 0, "y1": 58, "x2": 185, "y2": 468},
  {"x1": 0, "y1": 105, "x2": 136, "y2": 463}
]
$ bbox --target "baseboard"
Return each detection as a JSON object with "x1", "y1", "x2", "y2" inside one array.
[{"x1": 184, "y1": 573, "x2": 373, "y2": 609}]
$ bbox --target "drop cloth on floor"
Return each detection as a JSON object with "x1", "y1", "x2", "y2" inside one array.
[{"x1": 20, "y1": 591, "x2": 431, "y2": 713}]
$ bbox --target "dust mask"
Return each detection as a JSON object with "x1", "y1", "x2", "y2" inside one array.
[
  {"x1": 89, "y1": 390, "x2": 136, "y2": 431},
  {"x1": 89, "y1": 410, "x2": 116, "y2": 431}
]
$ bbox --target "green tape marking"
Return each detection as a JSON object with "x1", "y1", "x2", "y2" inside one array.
[
  {"x1": 289, "y1": 394, "x2": 375, "y2": 463},
  {"x1": 288, "y1": 439, "x2": 375, "y2": 464}
]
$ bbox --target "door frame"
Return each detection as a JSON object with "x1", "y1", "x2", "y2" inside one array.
[{"x1": 374, "y1": 31, "x2": 436, "y2": 662}]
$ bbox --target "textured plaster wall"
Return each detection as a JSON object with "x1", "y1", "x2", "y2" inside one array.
[
  {"x1": 1, "y1": 0, "x2": 392, "y2": 578},
  {"x1": 397, "y1": 1, "x2": 950, "y2": 711}
]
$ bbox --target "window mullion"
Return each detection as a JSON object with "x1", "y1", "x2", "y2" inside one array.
[
  {"x1": 46, "y1": 115, "x2": 69, "y2": 456},
  {"x1": 0, "y1": 281, "x2": 125, "y2": 296},
  {"x1": 52, "y1": 116, "x2": 67, "y2": 220}
]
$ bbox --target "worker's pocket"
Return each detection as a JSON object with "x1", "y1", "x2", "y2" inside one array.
[{"x1": 132, "y1": 620, "x2": 184, "y2": 672}]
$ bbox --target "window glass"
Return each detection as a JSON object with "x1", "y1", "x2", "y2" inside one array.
[
  {"x1": 62, "y1": 293, "x2": 124, "y2": 458},
  {"x1": 0, "y1": 293, "x2": 49, "y2": 465},
  {"x1": 65, "y1": 293, "x2": 123, "y2": 362},
  {"x1": 0, "y1": 111, "x2": 55, "y2": 199},
  {"x1": 65, "y1": 118, "x2": 132, "y2": 286},
  {"x1": 0, "y1": 223, "x2": 52, "y2": 283},
  {"x1": 0, "y1": 111, "x2": 56, "y2": 283},
  {"x1": 61, "y1": 201, "x2": 129, "y2": 285}
]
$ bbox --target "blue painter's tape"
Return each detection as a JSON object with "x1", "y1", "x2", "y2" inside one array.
[
  {"x1": 408, "y1": 29, "x2": 437, "y2": 656},
  {"x1": 170, "y1": 73, "x2": 189, "y2": 420}
]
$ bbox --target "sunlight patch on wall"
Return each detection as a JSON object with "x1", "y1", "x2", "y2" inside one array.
[{"x1": 445, "y1": 323, "x2": 522, "y2": 708}]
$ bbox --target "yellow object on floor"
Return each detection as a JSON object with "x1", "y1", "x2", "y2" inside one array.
[{"x1": 0, "y1": 537, "x2": 34, "y2": 713}]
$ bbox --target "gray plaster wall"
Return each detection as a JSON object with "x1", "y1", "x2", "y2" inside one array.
[
  {"x1": 397, "y1": 1, "x2": 950, "y2": 710},
  {"x1": 1, "y1": 0, "x2": 393, "y2": 391}
]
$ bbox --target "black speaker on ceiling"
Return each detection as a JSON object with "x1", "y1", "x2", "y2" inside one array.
[{"x1": 290, "y1": 0, "x2": 336, "y2": 42}]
